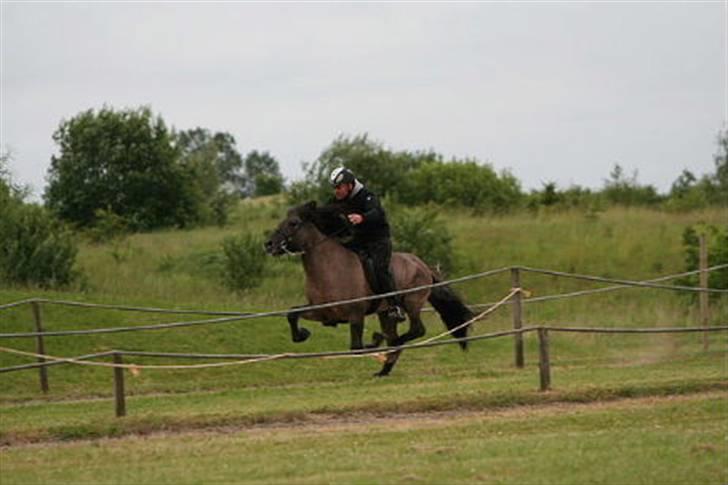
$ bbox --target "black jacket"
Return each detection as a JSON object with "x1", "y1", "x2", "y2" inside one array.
[{"x1": 329, "y1": 185, "x2": 391, "y2": 246}]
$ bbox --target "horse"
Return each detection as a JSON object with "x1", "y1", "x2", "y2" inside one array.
[{"x1": 264, "y1": 201, "x2": 474, "y2": 376}]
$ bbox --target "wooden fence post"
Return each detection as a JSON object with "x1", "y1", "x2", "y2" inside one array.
[
  {"x1": 537, "y1": 327, "x2": 551, "y2": 391},
  {"x1": 113, "y1": 352, "x2": 126, "y2": 417},
  {"x1": 511, "y1": 267, "x2": 524, "y2": 368},
  {"x1": 699, "y1": 234, "x2": 709, "y2": 350},
  {"x1": 30, "y1": 301, "x2": 49, "y2": 393}
]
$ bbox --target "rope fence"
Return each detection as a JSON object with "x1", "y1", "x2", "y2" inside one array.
[
  {"x1": 1, "y1": 264, "x2": 725, "y2": 339},
  {"x1": 1, "y1": 263, "x2": 726, "y2": 417},
  {"x1": 3, "y1": 325, "x2": 726, "y2": 373},
  {"x1": 1, "y1": 323, "x2": 726, "y2": 417},
  {"x1": 462, "y1": 264, "x2": 728, "y2": 311}
]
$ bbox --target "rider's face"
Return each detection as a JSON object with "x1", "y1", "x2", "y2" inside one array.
[{"x1": 334, "y1": 183, "x2": 352, "y2": 200}]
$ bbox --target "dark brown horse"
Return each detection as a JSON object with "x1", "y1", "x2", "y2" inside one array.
[{"x1": 264, "y1": 201, "x2": 474, "y2": 376}]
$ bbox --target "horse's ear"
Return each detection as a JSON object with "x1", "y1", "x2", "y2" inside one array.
[{"x1": 305, "y1": 200, "x2": 317, "y2": 211}]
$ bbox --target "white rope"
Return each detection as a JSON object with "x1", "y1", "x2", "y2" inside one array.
[
  {"x1": 338, "y1": 288, "x2": 522, "y2": 362},
  {"x1": 0, "y1": 346, "x2": 295, "y2": 370},
  {"x1": 1, "y1": 264, "x2": 725, "y2": 339},
  {"x1": 0, "y1": 287, "x2": 522, "y2": 369},
  {"x1": 0, "y1": 267, "x2": 512, "y2": 314}
]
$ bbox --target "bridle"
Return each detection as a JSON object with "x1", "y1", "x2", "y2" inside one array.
[{"x1": 270, "y1": 223, "x2": 305, "y2": 256}]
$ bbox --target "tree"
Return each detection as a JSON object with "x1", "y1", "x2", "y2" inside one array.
[
  {"x1": 602, "y1": 163, "x2": 661, "y2": 206},
  {"x1": 666, "y1": 130, "x2": 728, "y2": 209},
  {"x1": 45, "y1": 106, "x2": 207, "y2": 230},
  {"x1": 176, "y1": 128, "x2": 245, "y2": 195},
  {"x1": 402, "y1": 159, "x2": 522, "y2": 211},
  {"x1": 242, "y1": 150, "x2": 284, "y2": 197},
  {"x1": 670, "y1": 169, "x2": 697, "y2": 198},
  {"x1": 289, "y1": 133, "x2": 437, "y2": 204},
  {"x1": 0, "y1": 148, "x2": 28, "y2": 201},
  {"x1": 665, "y1": 169, "x2": 708, "y2": 211},
  {"x1": 707, "y1": 129, "x2": 728, "y2": 205}
]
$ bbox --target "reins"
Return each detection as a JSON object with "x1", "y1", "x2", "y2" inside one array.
[{"x1": 274, "y1": 219, "x2": 350, "y2": 256}]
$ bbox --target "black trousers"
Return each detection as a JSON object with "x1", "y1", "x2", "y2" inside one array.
[{"x1": 348, "y1": 238, "x2": 401, "y2": 306}]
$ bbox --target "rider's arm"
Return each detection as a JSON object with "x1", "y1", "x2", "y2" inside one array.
[{"x1": 360, "y1": 193, "x2": 385, "y2": 224}]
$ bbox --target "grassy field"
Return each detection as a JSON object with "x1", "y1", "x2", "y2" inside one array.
[
  {"x1": 2, "y1": 392, "x2": 725, "y2": 484},
  {"x1": 0, "y1": 202, "x2": 726, "y2": 483}
]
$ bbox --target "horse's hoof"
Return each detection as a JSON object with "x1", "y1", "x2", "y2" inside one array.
[
  {"x1": 293, "y1": 327, "x2": 310, "y2": 343},
  {"x1": 373, "y1": 370, "x2": 390, "y2": 378},
  {"x1": 367, "y1": 332, "x2": 385, "y2": 348}
]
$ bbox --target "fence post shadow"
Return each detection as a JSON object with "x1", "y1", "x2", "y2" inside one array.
[
  {"x1": 30, "y1": 301, "x2": 49, "y2": 393},
  {"x1": 113, "y1": 352, "x2": 126, "y2": 417},
  {"x1": 537, "y1": 327, "x2": 551, "y2": 391},
  {"x1": 511, "y1": 267, "x2": 524, "y2": 369}
]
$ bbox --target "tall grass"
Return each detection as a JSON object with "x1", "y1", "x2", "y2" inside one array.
[{"x1": 0, "y1": 202, "x2": 724, "y2": 404}]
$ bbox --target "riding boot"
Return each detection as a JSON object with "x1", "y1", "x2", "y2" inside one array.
[
  {"x1": 361, "y1": 240, "x2": 406, "y2": 323},
  {"x1": 376, "y1": 266, "x2": 406, "y2": 323}
]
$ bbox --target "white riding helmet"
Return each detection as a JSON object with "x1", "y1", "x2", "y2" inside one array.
[{"x1": 329, "y1": 167, "x2": 356, "y2": 187}]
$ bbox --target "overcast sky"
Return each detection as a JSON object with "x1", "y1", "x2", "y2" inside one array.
[{"x1": 1, "y1": 1, "x2": 725, "y2": 200}]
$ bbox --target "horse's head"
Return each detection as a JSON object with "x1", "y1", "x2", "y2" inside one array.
[{"x1": 264, "y1": 201, "x2": 318, "y2": 256}]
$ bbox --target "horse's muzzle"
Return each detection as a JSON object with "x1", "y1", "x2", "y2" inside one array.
[{"x1": 264, "y1": 238, "x2": 281, "y2": 256}]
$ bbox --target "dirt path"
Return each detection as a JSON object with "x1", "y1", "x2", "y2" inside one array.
[
  {"x1": 8, "y1": 390, "x2": 725, "y2": 449},
  {"x1": 217, "y1": 390, "x2": 727, "y2": 437}
]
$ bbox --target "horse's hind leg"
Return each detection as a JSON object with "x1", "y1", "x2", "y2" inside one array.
[
  {"x1": 375, "y1": 349, "x2": 402, "y2": 377},
  {"x1": 366, "y1": 332, "x2": 386, "y2": 349},
  {"x1": 393, "y1": 312, "x2": 426, "y2": 347},
  {"x1": 374, "y1": 315, "x2": 402, "y2": 377},
  {"x1": 287, "y1": 306, "x2": 311, "y2": 343}
]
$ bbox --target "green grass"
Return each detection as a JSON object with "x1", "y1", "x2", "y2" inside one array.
[
  {"x1": 0, "y1": 203, "x2": 726, "y2": 483},
  {"x1": 1, "y1": 393, "x2": 725, "y2": 484}
]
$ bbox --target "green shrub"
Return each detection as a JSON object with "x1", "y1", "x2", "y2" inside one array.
[
  {"x1": 678, "y1": 224, "x2": 728, "y2": 300},
  {"x1": 221, "y1": 233, "x2": 267, "y2": 291},
  {"x1": 0, "y1": 200, "x2": 79, "y2": 288},
  {"x1": 400, "y1": 160, "x2": 523, "y2": 211},
  {"x1": 1, "y1": 156, "x2": 79, "y2": 288},
  {"x1": 390, "y1": 206, "x2": 455, "y2": 273}
]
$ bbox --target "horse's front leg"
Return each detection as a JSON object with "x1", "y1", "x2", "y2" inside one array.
[
  {"x1": 287, "y1": 306, "x2": 311, "y2": 343},
  {"x1": 349, "y1": 316, "x2": 365, "y2": 350}
]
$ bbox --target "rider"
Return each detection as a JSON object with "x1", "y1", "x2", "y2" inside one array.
[{"x1": 328, "y1": 167, "x2": 406, "y2": 323}]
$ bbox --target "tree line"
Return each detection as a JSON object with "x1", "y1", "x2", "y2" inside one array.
[
  {"x1": 44, "y1": 106, "x2": 285, "y2": 231},
  {"x1": 1, "y1": 104, "x2": 726, "y2": 288},
  {"x1": 34, "y1": 105, "x2": 728, "y2": 231}
]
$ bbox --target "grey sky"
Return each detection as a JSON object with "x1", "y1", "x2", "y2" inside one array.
[{"x1": 1, "y1": 2, "x2": 725, "y2": 200}]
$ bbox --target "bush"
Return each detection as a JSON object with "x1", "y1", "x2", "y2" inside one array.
[
  {"x1": 390, "y1": 206, "x2": 455, "y2": 273},
  {"x1": 400, "y1": 160, "x2": 523, "y2": 211},
  {"x1": 221, "y1": 233, "x2": 267, "y2": 291},
  {"x1": 1, "y1": 154, "x2": 79, "y2": 288},
  {"x1": 602, "y1": 164, "x2": 662, "y2": 207},
  {"x1": 678, "y1": 224, "x2": 728, "y2": 300},
  {"x1": 0, "y1": 200, "x2": 79, "y2": 288}
]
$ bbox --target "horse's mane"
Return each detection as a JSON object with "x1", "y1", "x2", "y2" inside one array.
[{"x1": 296, "y1": 201, "x2": 352, "y2": 240}]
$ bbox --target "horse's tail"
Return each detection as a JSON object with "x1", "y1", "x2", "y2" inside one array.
[{"x1": 428, "y1": 273, "x2": 474, "y2": 351}]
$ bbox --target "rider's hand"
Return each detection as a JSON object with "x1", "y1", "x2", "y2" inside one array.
[{"x1": 347, "y1": 214, "x2": 364, "y2": 225}]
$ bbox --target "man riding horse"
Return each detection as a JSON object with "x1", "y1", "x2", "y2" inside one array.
[{"x1": 328, "y1": 167, "x2": 406, "y2": 323}]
